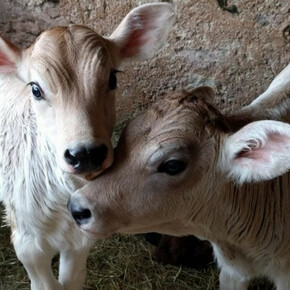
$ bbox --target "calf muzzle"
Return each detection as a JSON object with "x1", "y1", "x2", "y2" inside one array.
[
  {"x1": 64, "y1": 144, "x2": 108, "y2": 173},
  {"x1": 67, "y1": 196, "x2": 92, "y2": 226}
]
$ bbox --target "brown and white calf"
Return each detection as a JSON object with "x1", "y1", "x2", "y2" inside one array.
[
  {"x1": 70, "y1": 65, "x2": 290, "y2": 289},
  {"x1": 0, "y1": 3, "x2": 175, "y2": 290}
]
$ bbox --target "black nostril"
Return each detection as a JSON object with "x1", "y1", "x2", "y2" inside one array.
[
  {"x1": 64, "y1": 144, "x2": 108, "y2": 172},
  {"x1": 89, "y1": 144, "x2": 108, "y2": 167},
  {"x1": 72, "y1": 208, "x2": 92, "y2": 224},
  {"x1": 64, "y1": 148, "x2": 86, "y2": 168},
  {"x1": 67, "y1": 198, "x2": 92, "y2": 226}
]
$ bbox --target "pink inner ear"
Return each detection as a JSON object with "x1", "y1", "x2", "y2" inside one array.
[
  {"x1": 0, "y1": 51, "x2": 13, "y2": 66},
  {"x1": 0, "y1": 51, "x2": 16, "y2": 73},
  {"x1": 121, "y1": 29, "x2": 148, "y2": 58},
  {"x1": 236, "y1": 133, "x2": 290, "y2": 162},
  {"x1": 120, "y1": 12, "x2": 154, "y2": 58}
]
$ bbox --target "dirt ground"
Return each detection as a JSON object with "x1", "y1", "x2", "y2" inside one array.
[{"x1": 0, "y1": 0, "x2": 289, "y2": 289}]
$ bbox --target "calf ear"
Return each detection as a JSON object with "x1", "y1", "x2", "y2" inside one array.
[
  {"x1": 220, "y1": 120, "x2": 290, "y2": 184},
  {"x1": 190, "y1": 86, "x2": 215, "y2": 103},
  {"x1": 109, "y1": 3, "x2": 175, "y2": 62},
  {"x1": 0, "y1": 36, "x2": 21, "y2": 74}
]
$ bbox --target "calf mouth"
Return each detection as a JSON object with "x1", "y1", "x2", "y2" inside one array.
[
  {"x1": 79, "y1": 227, "x2": 113, "y2": 239},
  {"x1": 83, "y1": 153, "x2": 114, "y2": 180},
  {"x1": 63, "y1": 142, "x2": 114, "y2": 179},
  {"x1": 68, "y1": 162, "x2": 111, "y2": 180},
  {"x1": 84, "y1": 168, "x2": 106, "y2": 180}
]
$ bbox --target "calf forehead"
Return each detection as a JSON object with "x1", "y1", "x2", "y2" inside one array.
[
  {"x1": 139, "y1": 94, "x2": 208, "y2": 140},
  {"x1": 118, "y1": 94, "x2": 210, "y2": 162},
  {"x1": 28, "y1": 26, "x2": 111, "y2": 93},
  {"x1": 32, "y1": 25, "x2": 108, "y2": 60}
]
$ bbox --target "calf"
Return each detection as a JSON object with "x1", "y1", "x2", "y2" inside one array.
[
  {"x1": 145, "y1": 63, "x2": 290, "y2": 269},
  {"x1": 0, "y1": 3, "x2": 175, "y2": 290},
  {"x1": 70, "y1": 68, "x2": 290, "y2": 289}
]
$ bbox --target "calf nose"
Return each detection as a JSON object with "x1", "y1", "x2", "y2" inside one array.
[
  {"x1": 67, "y1": 197, "x2": 92, "y2": 226},
  {"x1": 64, "y1": 144, "x2": 108, "y2": 173}
]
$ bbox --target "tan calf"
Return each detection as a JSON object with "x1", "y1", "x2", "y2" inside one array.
[{"x1": 70, "y1": 66, "x2": 290, "y2": 289}]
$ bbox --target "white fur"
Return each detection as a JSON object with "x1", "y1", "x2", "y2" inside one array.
[
  {"x1": 220, "y1": 120, "x2": 290, "y2": 184},
  {"x1": 0, "y1": 74, "x2": 94, "y2": 290}
]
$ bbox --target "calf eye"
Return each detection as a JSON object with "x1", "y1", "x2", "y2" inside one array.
[
  {"x1": 158, "y1": 160, "x2": 187, "y2": 176},
  {"x1": 109, "y1": 69, "x2": 118, "y2": 90},
  {"x1": 28, "y1": 82, "x2": 44, "y2": 100}
]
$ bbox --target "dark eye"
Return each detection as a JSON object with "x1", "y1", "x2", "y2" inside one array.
[
  {"x1": 29, "y1": 82, "x2": 44, "y2": 100},
  {"x1": 158, "y1": 160, "x2": 187, "y2": 176},
  {"x1": 109, "y1": 70, "x2": 117, "y2": 90}
]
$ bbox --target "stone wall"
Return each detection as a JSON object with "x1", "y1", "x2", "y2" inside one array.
[
  {"x1": 1, "y1": 0, "x2": 289, "y2": 120},
  {"x1": 0, "y1": 0, "x2": 65, "y2": 48}
]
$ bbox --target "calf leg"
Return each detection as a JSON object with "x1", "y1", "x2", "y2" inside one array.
[
  {"x1": 212, "y1": 243, "x2": 252, "y2": 290},
  {"x1": 272, "y1": 274, "x2": 290, "y2": 290},
  {"x1": 219, "y1": 268, "x2": 250, "y2": 290},
  {"x1": 275, "y1": 280, "x2": 290, "y2": 290},
  {"x1": 59, "y1": 247, "x2": 90, "y2": 290},
  {"x1": 13, "y1": 232, "x2": 63, "y2": 290}
]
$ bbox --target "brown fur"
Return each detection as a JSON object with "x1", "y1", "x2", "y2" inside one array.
[{"x1": 74, "y1": 86, "x2": 290, "y2": 288}]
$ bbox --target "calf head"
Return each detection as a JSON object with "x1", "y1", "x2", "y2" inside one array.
[
  {"x1": 0, "y1": 3, "x2": 175, "y2": 179},
  {"x1": 68, "y1": 87, "x2": 225, "y2": 236},
  {"x1": 69, "y1": 87, "x2": 290, "y2": 237}
]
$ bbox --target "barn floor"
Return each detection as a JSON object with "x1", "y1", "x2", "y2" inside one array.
[
  {"x1": 0, "y1": 205, "x2": 274, "y2": 290},
  {"x1": 0, "y1": 0, "x2": 289, "y2": 289}
]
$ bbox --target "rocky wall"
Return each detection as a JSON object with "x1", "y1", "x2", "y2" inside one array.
[{"x1": 1, "y1": 0, "x2": 289, "y2": 120}]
